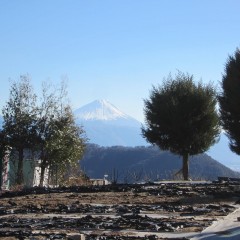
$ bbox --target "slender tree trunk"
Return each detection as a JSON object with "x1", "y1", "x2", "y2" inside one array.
[
  {"x1": 182, "y1": 153, "x2": 189, "y2": 181},
  {"x1": 16, "y1": 148, "x2": 24, "y2": 185},
  {"x1": 39, "y1": 165, "x2": 46, "y2": 187},
  {"x1": 39, "y1": 149, "x2": 47, "y2": 187}
]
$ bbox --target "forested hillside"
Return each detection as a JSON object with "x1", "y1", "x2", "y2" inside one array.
[{"x1": 80, "y1": 144, "x2": 240, "y2": 183}]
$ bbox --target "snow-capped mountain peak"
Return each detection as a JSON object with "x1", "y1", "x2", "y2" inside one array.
[
  {"x1": 74, "y1": 99, "x2": 130, "y2": 121},
  {"x1": 73, "y1": 99, "x2": 146, "y2": 146}
]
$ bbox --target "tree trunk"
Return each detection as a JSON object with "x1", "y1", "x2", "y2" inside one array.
[
  {"x1": 16, "y1": 148, "x2": 24, "y2": 185},
  {"x1": 182, "y1": 153, "x2": 189, "y2": 181},
  {"x1": 39, "y1": 149, "x2": 47, "y2": 187},
  {"x1": 39, "y1": 164, "x2": 46, "y2": 187}
]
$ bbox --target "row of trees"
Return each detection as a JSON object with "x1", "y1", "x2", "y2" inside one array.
[
  {"x1": 143, "y1": 48, "x2": 240, "y2": 180},
  {"x1": 0, "y1": 77, "x2": 86, "y2": 187}
]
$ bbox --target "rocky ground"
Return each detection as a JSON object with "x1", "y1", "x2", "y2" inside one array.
[{"x1": 0, "y1": 179, "x2": 240, "y2": 240}]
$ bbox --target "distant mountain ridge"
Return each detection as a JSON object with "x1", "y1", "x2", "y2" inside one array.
[
  {"x1": 81, "y1": 144, "x2": 240, "y2": 182},
  {"x1": 74, "y1": 99, "x2": 147, "y2": 146}
]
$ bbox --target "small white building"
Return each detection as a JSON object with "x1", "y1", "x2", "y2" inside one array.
[{"x1": 90, "y1": 175, "x2": 111, "y2": 186}]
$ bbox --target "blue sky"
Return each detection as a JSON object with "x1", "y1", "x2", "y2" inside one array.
[{"x1": 0, "y1": 0, "x2": 240, "y2": 123}]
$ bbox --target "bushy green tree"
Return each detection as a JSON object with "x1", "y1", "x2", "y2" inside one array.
[
  {"x1": 219, "y1": 48, "x2": 240, "y2": 154},
  {"x1": 46, "y1": 106, "x2": 86, "y2": 185},
  {"x1": 36, "y1": 81, "x2": 86, "y2": 186},
  {"x1": 2, "y1": 76, "x2": 37, "y2": 184},
  {"x1": 36, "y1": 82, "x2": 60, "y2": 187},
  {"x1": 142, "y1": 72, "x2": 220, "y2": 180}
]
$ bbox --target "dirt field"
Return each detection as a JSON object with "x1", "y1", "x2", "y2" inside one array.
[{"x1": 0, "y1": 181, "x2": 239, "y2": 239}]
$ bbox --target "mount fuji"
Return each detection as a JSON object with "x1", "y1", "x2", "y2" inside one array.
[{"x1": 74, "y1": 99, "x2": 148, "y2": 146}]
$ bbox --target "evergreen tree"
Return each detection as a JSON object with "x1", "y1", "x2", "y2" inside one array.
[
  {"x1": 142, "y1": 72, "x2": 220, "y2": 180},
  {"x1": 219, "y1": 48, "x2": 240, "y2": 154},
  {"x1": 2, "y1": 76, "x2": 38, "y2": 185}
]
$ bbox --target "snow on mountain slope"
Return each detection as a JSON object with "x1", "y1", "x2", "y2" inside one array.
[
  {"x1": 74, "y1": 99, "x2": 142, "y2": 127},
  {"x1": 74, "y1": 99, "x2": 127, "y2": 121},
  {"x1": 74, "y1": 99, "x2": 147, "y2": 146}
]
